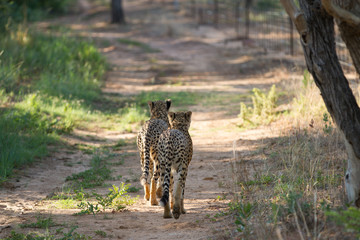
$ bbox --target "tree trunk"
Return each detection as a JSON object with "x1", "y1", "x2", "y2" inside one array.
[
  {"x1": 296, "y1": 0, "x2": 360, "y2": 205},
  {"x1": 338, "y1": 22, "x2": 360, "y2": 75},
  {"x1": 111, "y1": 0, "x2": 126, "y2": 24},
  {"x1": 245, "y1": 0, "x2": 252, "y2": 39},
  {"x1": 213, "y1": 0, "x2": 219, "y2": 27}
]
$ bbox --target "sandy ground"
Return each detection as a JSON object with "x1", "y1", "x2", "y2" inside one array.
[{"x1": 0, "y1": 1, "x2": 301, "y2": 239}]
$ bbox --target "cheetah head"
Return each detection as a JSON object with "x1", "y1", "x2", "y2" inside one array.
[
  {"x1": 168, "y1": 111, "x2": 192, "y2": 130},
  {"x1": 148, "y1": 99, "x2": 171, "y2": 121}
]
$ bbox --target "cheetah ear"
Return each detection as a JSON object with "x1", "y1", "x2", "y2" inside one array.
[
  {"x1": 166, "y1": 99, "x2": 171, "y2": 111},
  {"x1": 168, "y1": 112, "x2": 176, "y2": 121},
  {"x1": 147, "y1": 101, "x2": 154, "y2": 110},
  {"x1": 186, "y1": 111, "x2": 192, "y2": 121}
]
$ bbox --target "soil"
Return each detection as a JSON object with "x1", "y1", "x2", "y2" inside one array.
[{"x1": 0, "y1": 1, "x2": 304, "y2": 239}]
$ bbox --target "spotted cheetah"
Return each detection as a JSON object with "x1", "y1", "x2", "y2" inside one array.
[
  {"x1": 155, "y1": 111, "x2": 193, "y2": 219},
  {"x1": 137, "y1": 100, "x2": 171, "y2": 204}
]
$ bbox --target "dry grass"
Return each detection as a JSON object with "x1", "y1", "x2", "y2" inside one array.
[{"x1": 219, "y1": 70, "x2": 357, "y2": 239}]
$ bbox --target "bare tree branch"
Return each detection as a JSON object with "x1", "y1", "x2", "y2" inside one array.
[
  {"x1": 280, "y1": 0, "x2": 308, "y2": 37},
  {"x1": 322, "y1": 0, "x2": 360, "y2": 26}
]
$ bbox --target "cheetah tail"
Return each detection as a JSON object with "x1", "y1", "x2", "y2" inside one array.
[
  {"x1": 140, "y1": 140, "x2": 151, "y2": 186},
  {"x1": 140, "y1": 174, "x2": 148, "y2": 186},
  {"x1": 160, "y1": 192, "x2": 169, "y2": 207}
]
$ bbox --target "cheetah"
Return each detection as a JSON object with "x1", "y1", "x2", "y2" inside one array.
[
  {"x1": 155, "y1": 111, "x2": 193, "y2": 219},
  {"x1": 137, "y1": 99, "x2": 171, "y2": 205}
]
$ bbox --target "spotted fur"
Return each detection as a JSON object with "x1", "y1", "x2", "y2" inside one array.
[
  {"x1": 155, "y1": 111, "x2": 193, "y2": 219},
  {"x1": 137, "y1": 100, "x2": 171, "y2": 203}
]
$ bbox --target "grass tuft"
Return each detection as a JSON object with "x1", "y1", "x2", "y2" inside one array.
[{"x1": 118, "y1": 38, "x2": 159, "y2": 53}]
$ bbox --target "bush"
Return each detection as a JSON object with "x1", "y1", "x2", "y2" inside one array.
[{"x1": 238, "y1": 84, "x2": 279, "y2": 128}]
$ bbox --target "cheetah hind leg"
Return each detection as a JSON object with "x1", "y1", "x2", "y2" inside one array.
[
  {"x1": 144, "y1": 183, "x2": 150, "y2": 201},
  {"x1": 170, "y1": 173, "x2": 174, "y2": 209},
  {"x1": 181, "y1": 199, "x2": 186, "y2": 214},
  {"x1": 163, "y1": 202, "x2": 173, "y2": 218},
  {"x1": 156, "y1": 182, "x2": 162, "y2": 198},
  {"x1": 181, "y1": 171, "x2": 188, "y2": 214},
  {"x1": 150, "y1": 177, "x2": 158, "y2": 205},
  {"x1": 172, "y1": 181, "x2": 182, "y2": 219}
]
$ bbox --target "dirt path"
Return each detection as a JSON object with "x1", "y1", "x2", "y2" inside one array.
[{"x1": 0, "y1": 1, "x2": 289, "y2": 239}]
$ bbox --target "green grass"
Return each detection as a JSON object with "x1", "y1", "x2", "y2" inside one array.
[
  {"x1": 65, "y1": 151, "x2": 113, "y2": 189},
  {"x1": 0, "y1": 29, "x2": 106, "y2": 101},
  {"x1": 0, "y1": 27, "x2": 107, "y2": 181},
  {"x1": 55, "y1": 198, "x2": 79, "y2": 209},
  {"x1": 136, "y1": 91, "x2": 199, "y2": 108},
  {"x1": 118, "y1": 38, "x2": 159, "y2": 53},
  {"x1": 0, "y1": 26, "x2": 151, "y2": 182},
  {"x1": 20, "y1": 216, "x2": 61, "y2": 229},
  {"x1": 4, "y1": 226, "x2": 91, "y2": 240},
  {"x1": 95, "y1": 230, "x2": 107, "y2": 237},
  {"x1": 76, "y1": 183, "x2": 138, "y2": 215},
  {"x1": 326, "y1": 207, "x2": 360, "y2": 237}
]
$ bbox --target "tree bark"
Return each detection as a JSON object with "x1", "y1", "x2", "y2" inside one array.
[
  {"x1": 338, "y1": 22, "x2": 360, "y2": 75},
  {"x1": 111, "y1": 0, "x2": 126, "y2": 24},
  {"x1": 281, "y1": 0, "x2": 360, "y2": 205}
]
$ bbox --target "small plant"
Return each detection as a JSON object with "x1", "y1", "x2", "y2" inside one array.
[
  {"x1": 77, "y1": 201, "x2": 101, "y2": 216},
  {"x1": 326, "y1": 207, "x2": 360, "y2": 237},
  {"x1": 229, "y1": 200, "x2": 256, "y2": 233},
  {"x1": 302, "y1": 69, "x2": 312, "y2": 89},
  {"x1": 242, "y1": 174, "x2": 275, "y2": 186},
  {"x1": 56, "y1": 226, "x2": 91, "y2": 240},
  {"x1": 214, "y1": 197, "x2": 257, "y2": 233},
  {"x1": 50, "y1": 187, "x2": 90, "y2": 202},
  {"x1": 118, "y1": 38, "x2": 159, "y2": 53},
  {"x1": 77, "y1": 183, "x2": 138, "y2": 215},
  {"x1": 271, "y1": 191, "x2": 313, "y2": 227},
  {"x1": 95, "y1": 230, "x2": 107, "y2": 237},
  {"x1": 238, "y1": 84, "x2": 279, "y2": 128},
  {"x1": 216, "y1": 194, "x2": 227, "y2": 200},
  {"x1": 20, "y1": 216, "x2": 60, "y2": 229},
  {"x1": 323, "y1": 113, "x2": 333, "y2": 134}
]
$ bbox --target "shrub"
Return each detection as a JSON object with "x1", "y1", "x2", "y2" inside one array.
[{"x1": 238, "y1": 84, "x2": 279, "y2": 128}]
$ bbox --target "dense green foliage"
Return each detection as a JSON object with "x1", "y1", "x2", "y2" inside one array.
[{"x1": 0, "y1": 0, "x2": 70, "y2": 30}]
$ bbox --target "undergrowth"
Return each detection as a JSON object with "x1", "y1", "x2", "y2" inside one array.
[
  {"x1": 224, "y1": 70, "x2": 353, "y2": 239},
  {"x1": 4, "y1": 226, "x2": 90, "y2": 240},
  {"x1": 0, "y1": 24, "x2": 151, "y2": 181},
  {"x1": 0, "y1": 25, "x2": 108, "y2": 181},
  {"x1": 76, "y1": 183, "x2": 138, "y2": 216}
]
